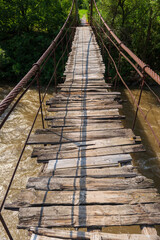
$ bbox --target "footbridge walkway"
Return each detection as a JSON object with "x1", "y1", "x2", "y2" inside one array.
[{"x1": 0, "y1": 1, "x2": 160, "y2": 240}]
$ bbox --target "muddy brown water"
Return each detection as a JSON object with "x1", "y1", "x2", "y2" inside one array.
[{"x1": 0, "y1": 85, "x2": 160, "y2": 239}]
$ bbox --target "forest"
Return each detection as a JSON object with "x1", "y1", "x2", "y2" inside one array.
[{"x1": 0, "y1": 0, "x2": 160, "y2": 83}]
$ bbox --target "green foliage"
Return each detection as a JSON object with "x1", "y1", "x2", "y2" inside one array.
[
  {"x1": 79, "y1": 9, "x2": 88, "y2": 20},
  {"x1": 78, "y1": 0, "x2": 89, "y2": 9},
  {"x1": 0, "y1": 0, "x2": 74, "y2": 83}
]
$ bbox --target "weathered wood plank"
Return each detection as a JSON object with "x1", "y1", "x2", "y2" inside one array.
[
  {"x1": 18, "y1": 203, "x2": 160, "y2": 228},
  {"x1": 48, "y1": 100, "x2": 119, "y2": 108},
  {"x1": 26, "y1": 176, "x2": 153, "y2": 191},
  {"x1": 44, "y1": 154, "x2": 132, "y2": 170},
  {"x1": 41, "y1": 166, "x2": 138, "y2": 178},
  {"x1": 36, "y1": 144, "x2": 144, "y2": 161},
  {"x1": 53, "y1": 109, "x2": 120, "y2": 117},
  {"x1": 48, "y1": 104, "x2": 122, "y2": 112},
  {"x1": 5, "y1": 188, "x2": 160, "y2": 210},
  {"x1": 45, "y1": 115, "x2": 126, "y2": 122},
  {"x1": 48, "y1": 123, "x2": 124, "y2": 132},
  {"x1": 28, "y1": 129, "x2": 137, "y2": 145}
]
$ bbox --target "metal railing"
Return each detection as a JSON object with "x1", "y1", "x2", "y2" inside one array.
[
  {"x1": 90, "y1": 0, "x2": 160, "y2": 147},
  {"x1": 0, "y1": 0, "x2": 77, "y2": 239}
]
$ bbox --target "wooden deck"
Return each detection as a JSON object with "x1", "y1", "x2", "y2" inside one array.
[{"x1": 5, "y1": 26, "x2": 160, "y2": 239}]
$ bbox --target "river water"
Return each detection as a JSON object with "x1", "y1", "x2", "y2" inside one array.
[{"x1": 0, "y1": 84, "x2": 160, "y2": 239}]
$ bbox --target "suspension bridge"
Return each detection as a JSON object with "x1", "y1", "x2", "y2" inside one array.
[{"x1": 0, "y1": 1, "x2": 160, "y2": 240}]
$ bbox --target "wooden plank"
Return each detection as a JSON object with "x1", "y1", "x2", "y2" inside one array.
[
  {"x1": 45, "y1": 115, "x2": 126, "y2": 122},
  {"x1": 48, "y1": 104, "x2": 122, "y2": 111},
  {"x1": 5, "y1": 188, "x2": 159, "y2": 210},
  {"x1": 59, "y1": 89, "x2": 108, "y2": 93},
  {"x1": 44, "y1": 154, "x2": 132, "y2": 170},
  {"x1": 30, "y1": 228, "x2": 160, "y2": 240},
  {"x1": 18, "y1": 203, "x2": 160, "y2": 229},
  {"x1": 47, "y1": 123, "x2": 124, "y2": 132},
  {"x1": 28, "y1": 129, "x2": 136, "y2": 145},
  {"x1": 58, "y1": 82, "x2": 108, "y2": 86},
  {"x1": 31, "y1": 137, "x2": 133, "y2": 157},
  {"x1": 32, "y1": 130, "x2": 135, "y2": 143},
  {"x1": 53, "y1": 109, "x2": 120, "y2": 116},
  {"x1": 49, "y1": 92, "x2": 121, "y2": 101},
  {"x1": 40, "y1": 166, "x2": 138, "y2": 178},
  {"x1": 50, "y1": 121, "x2": 124, "y2": 129},
  {"x1": 48, "y1": 100, "x2": 119, "y2": 108},
  {"x1": 65, "y1": 73, "x2": 104, "y2": 80},
  {"x1": 26, "y1": 176, "x2": 154, "y2": 191},
  {"x1": 36, "y1": 145, "x2": 144, "y2": 161}
]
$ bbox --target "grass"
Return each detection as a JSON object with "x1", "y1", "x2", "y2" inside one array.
[{"x1": 78, "y1": 9, "x2": 88, "y2": 21}]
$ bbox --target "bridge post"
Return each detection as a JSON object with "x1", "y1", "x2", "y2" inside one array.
[
  {"x1": 90, "y1": 0, "x2": 93, "y2": 26},
  {"x1": 54, "y1": 51, "x2": 57, "y2": 93},
  {"x1": 132, "y1": 77, "x2": 145, "y2": 130}
]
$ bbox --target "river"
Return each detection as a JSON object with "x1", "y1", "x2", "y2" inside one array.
[{"x1": 0, "y1": 84, "x2": 160, "y2": 239}]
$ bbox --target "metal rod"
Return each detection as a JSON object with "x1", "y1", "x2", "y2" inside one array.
[
  {"x1": 54, "y1": 51, "x2": 57, "y2": 93},
  {"x1": 66, "y1": 31, "x2": 69, "y2": 56},
  {"x1": 0, "y1": 213, "x2": 13, "y2": 240},
  {"x1": 114, "y1": 52, "x2": 121, "y2": 90},
  {"x1": 37, "y1": 75, "x2": 45, "y2": 129},
  {"x1": 61, "y1": 40, "x2": 65, "y2": 70},
  {"x1": 132, "y1": 78, "x2": 145, "y2": 130}
]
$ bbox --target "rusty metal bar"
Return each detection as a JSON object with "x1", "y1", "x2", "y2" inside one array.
[
  {"x1": 36, "y1": 74, "x2": 45, "y2": 129},
  {"x1": 61, "y1": 40, "x2": 65, "y2": 70},
  {"x1": 66, "y1": 32, "x2": 69, "y2": 56},
  {"x1": 114, "y1": 52, "x2": 121, "y2": 90},
  {"x1": 54, "y1": 51, "x2": 57, "y2": 93},
  {"x1": 0, "y1": 0, "x2": 75, "y2": 117},
  {"x1": 132, "y1": 78, "x2": 145, "y2": 130},
  {"x1": 0, "y1": 213, "x2": 13, "y2": 240},
  {"x1": 92, "y1": 0, "x2": 160, "y2": 85},
  {"x1": 144, "y1": 81, "x2": 160, "y2": 104}
]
